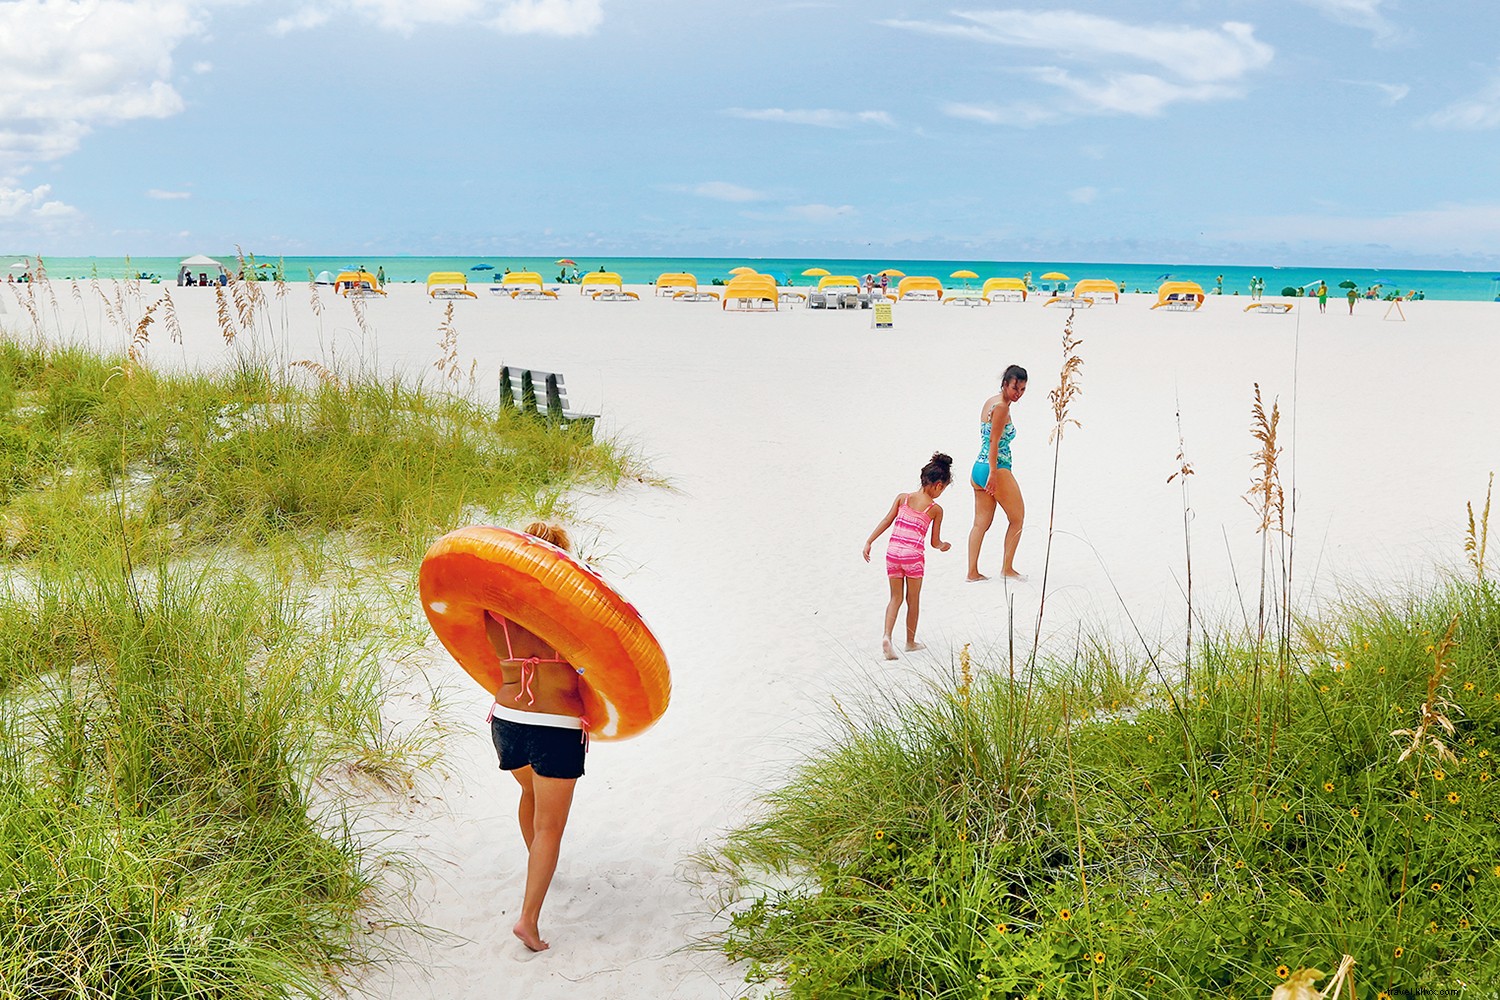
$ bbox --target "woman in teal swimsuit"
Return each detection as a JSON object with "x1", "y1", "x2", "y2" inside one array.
[{"x1": 967, "y1": 365, "x2": 1027, "y2": 581}]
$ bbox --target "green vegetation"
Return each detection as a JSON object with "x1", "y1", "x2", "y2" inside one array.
[
  {"x1": 0, "y1": 332, "x2": 630, "y2": 997},
  {"x1": 0, "y1": 340, "x2": 628, "y2": 567},
  {"x1": 710, "y1": 582, "x2": 1500, "y2": 999}
]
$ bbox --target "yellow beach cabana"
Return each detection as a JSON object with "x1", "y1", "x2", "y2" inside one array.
[
  {"x1": 1073, "y1": 279, "x2": 1119, "y2": 303},
  {"x1": 334, "y1": 271, "x2": 385, "y2": 297},
  {"x1": 656, "y1": 272, "x2": 697, "y2": 296},
  {"x1": 580, "y1": 271, "x2": 639, "y2": 300},
  {"x1": 721, "y1": 274, "x2": 779, "y2": 311},
  {"x1": 810, "y1": 274, "x2": 865, "y2": 310},
  {"x1": 1045, "y1": 278, "x2": 1118, "y2": 306},
  {"x1": 498, "y1": 271, "x2": 558, "y2": 300},
  {"x1": 1151, "y1": 281, "x2": 1205, "y2": 310},
  {"x1": 981, "y1": 277, "x2": 1028, "y2": 302},
  {"x1": 896, "y1": 275, "x2": 944, "y2": 301},
  {"x1": 427, "y1": 271, "x2": 476, "y2": 299}
]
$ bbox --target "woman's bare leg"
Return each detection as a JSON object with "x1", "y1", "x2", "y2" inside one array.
[
  {"x1": 903, "y1": 577, "x2": 925, "y2": 649},
  {"x1": 992, "y1": 470, "x2": 1026, "y2": 578},
  {"x1": 511, "y1": 767, "x2": 535, "y2": 850},
  {"x1": 514, "y1": 773, "x2": 578, "y2": 952},
  {"x1": 882, "y1": 577, "x2": 903, "y2": 659},
  {"x1": 968, "y1": 486, "x2": 997, "y2": 581}
]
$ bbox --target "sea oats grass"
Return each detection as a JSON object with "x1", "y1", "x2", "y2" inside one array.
[
  {"x1": 0, "y1": 304, "x2": 633, "y2": 997},
  {"x1": 711, "y1": 579, "x2": 1500, "y2": 999}
]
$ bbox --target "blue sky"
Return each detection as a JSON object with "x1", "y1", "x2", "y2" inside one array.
[{"x1": 3, "y1": 0, "x2": 1500, "y2": 267}]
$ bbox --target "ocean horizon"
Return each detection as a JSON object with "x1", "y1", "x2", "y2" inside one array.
[{"x1": 7, "y1": 254, "x2": 1500, "y2": 301}]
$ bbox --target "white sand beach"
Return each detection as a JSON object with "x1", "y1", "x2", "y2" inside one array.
[{"x1": 9, "y1": 279, "x2": 1498, "y2": 998}]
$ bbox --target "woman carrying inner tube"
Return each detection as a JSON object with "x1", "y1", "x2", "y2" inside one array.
[
  {"x1": 484, "y1": 520, "x2": 587, "y2": 952},
  {"x1": 967, "y1": 365, "x2": 1028, "y2": 581}
]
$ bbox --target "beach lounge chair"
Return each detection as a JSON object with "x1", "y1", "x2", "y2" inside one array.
[
  {"x1": 721, "y1": 274, "x2": 779, "y2": 311},
  {"x1": 1150, "y1": 281, "x2": 1206, "y2": 311},
  {"x1": 896, "y1": 276, "x2": 944, "y2": 301},
  {"x1": 497, "y1": 272, "x2": 559, "y2": 300},
  {"x1": 334, "y1": 270, "x2": 386, "y2": 297},
  {"x1": 943, "y1": 290, "x2": 988, "y2": 307},
  {"x1": 981, "y1": 277, "x2": 1028, "y2": 303},
  {"x1": 580, "y1": 271, "x2": 639, "y2": 301},
  {"x1": 656, "y1": 273, "x2": 698, "y2": 297},
  {"x1": 427, "y1": 271, "x2": 477, "y2": 299},
  {"x1": 1244, "y1": 301, "x2": 1294, "y2": 314}
]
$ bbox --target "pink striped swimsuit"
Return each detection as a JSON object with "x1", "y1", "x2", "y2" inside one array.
[{"x1": 886, "y1": 495, "x2": 934, "y2": 578}]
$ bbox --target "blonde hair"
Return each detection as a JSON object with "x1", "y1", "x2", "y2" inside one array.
[{"x1": 524, "y1": 520, "x2": 573, "y2": 553}]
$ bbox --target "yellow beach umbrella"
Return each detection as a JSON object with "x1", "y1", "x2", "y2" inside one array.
[
  {"x1": 1040, "y1": 271, "x2": 1068, "y2": 281},
  {"x1": 728, "y1": 265, "x2": 757, "y2": 275},
  {"x1": 801, "y1": 267, "x2": 830, "y2": 277},
  {"x1": 950, "y1": 269, "x2": 978, "y2": 279},
  {"x1": 878, "y1": 268, "x2": 905, "y2": 277}
]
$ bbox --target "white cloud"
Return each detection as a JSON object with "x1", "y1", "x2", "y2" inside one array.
[
  {"x1": 1069, "y1": 186, "x2": 1098, "y2": 204},
  {"x1": 272, "y1": 7, "x2": 333, "y2": 34},
  {"x1": 492, "y1": 0, "x2": 602, "y2": 36},
  {"x1": 1294, "y1": 0, "x2": 1396, "y2": 42},
  {"x1": 686, "y1": 181, "x2": 767, "y2": 203},
  {"x1": 786, "y1": 203, "x2": 856, "y2": 222},
  {"x1": 0, "y1": 0, "x2": 199, "y2": 169},
  {"x1": 147, "y1": 189, "x2": 191, "y2": 200},
  {"x1": 0, "y1": 182, "x2": 76, "y2": 220},
  {"x1": 1427, "y1": 71, "x2": 1500, "y2": 130},
  {"x1": 943, "y1": 101, "x2": 1057, "y2": 126},
  {"x1": 889, "y1": 10, "x2": 1273, "y2": 120},
  {"x1": 724, "y1": 108, "x2": 896, "y2": 129},
  {"x1": 272, "y1": 0, "x2": 602, "y2": 36},
  {"x1": 1030, "y1": 67, "x2": 1239, "y2": 116}
]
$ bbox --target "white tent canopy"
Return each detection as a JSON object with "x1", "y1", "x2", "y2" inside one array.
[{"x1": 179, "y1": 254, "x2": 226, "y2": 270}]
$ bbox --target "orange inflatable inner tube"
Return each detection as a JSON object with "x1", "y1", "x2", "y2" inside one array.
[{"x1": 420, "y1": 526, "x2": 670, "y2": 741}]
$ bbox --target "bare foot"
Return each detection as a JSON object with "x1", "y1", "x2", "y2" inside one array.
[
  {"x1": 1001, "y1": 570, "x2": 1028, "y2": 581},
  {"x1": 904, "y1": 641, "x2": 926, "y2": 652},
  {"x1": 513, "y1": 920, "x2": 549, "y2": 952},
  {"x1": 965, "y1": 573, "x2": 989, "y2": 582},
  {"x1": 881, "y1": 638, "x2": 898, "y2": 661}
]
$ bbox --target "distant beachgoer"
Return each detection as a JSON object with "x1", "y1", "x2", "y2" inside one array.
[
  {"x1": 863, "y1": 452, "x2": 953, "y2": 660},
  {"x1": 1318, "y1": 282, "x2": 1328, "y2": 313},
  {"x1": 376, "y1": 266, "x2": 386, "y2": 287},
  {"x1": 968, "y1": 365, "x2": 1028, "y2": 581},
  {"x1": 485, "y1": 521, "x2": 589, "y2": 952},
  {"x1": 1215, "y1": 274, "x2": 1224, "y2": 295},
  {"x1": 1348, "y1": 288, "x2": 1357, "y2": 314},
  {"x1": 879, "y1": 273, "x2": 889, "y2": 295}
]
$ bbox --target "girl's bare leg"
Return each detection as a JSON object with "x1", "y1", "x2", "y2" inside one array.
[
  {"x1": 968, "y1": 486, "x2": 997, "y2": 581},
  {"x1": 514, "y1": 773, "x2": 578, "y2": 952},
  {"x1": 903, "y1": 577, "x2": 925, "y2": 649},
  {"x1": 992, "y1": 470, "x2": 1026, "y2": 578},
  {"x1": 882, "y1": 577, "x2": 903, "y2": 659},
  {"x1": 511, "y1": 767, "x2": 535, "y2": 850}
]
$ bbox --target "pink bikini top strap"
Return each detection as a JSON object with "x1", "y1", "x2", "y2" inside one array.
[{"x1": 494, "y1": 616, "x2": 566, "y2": 707}]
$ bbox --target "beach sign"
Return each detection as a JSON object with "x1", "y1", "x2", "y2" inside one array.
[{"x1": 872, "y1": 301, "x2": 894, "y2": 329}]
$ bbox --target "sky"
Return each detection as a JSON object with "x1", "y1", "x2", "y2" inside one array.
[{"x1": 3, "y1": 0, "x2": 1500, "y2": 268}]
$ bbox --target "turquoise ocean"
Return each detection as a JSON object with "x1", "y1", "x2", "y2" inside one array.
[{"x1": 10, "y1": 254, "x2": 1500, "y2": 301}]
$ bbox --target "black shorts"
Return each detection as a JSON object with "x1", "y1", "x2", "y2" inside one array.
[{"x1": 492, "y1": 716, "x2": 586, "y2": 780}]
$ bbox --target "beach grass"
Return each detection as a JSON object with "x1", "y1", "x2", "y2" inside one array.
[
  {"x1": 0, "y1": 324, "x2": 633, "y2": 996},
  {"x1": 708, "y1": 579, "x2": 1500, "y2": 999},
  {"x1": 0, "y1": 338, "x2": 630, "y2": 567},
  {"x1": 0, "y1": 564, "x2": 392, "y2": 999}
]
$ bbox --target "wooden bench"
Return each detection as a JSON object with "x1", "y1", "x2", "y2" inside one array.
[{"x1": 500, "y1": 366, "x2": 599, "y2": 437}]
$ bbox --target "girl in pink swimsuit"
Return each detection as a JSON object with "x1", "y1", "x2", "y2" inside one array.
[{"x1": 862, "y1": 452, "x2": 954, "y2": 660}]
